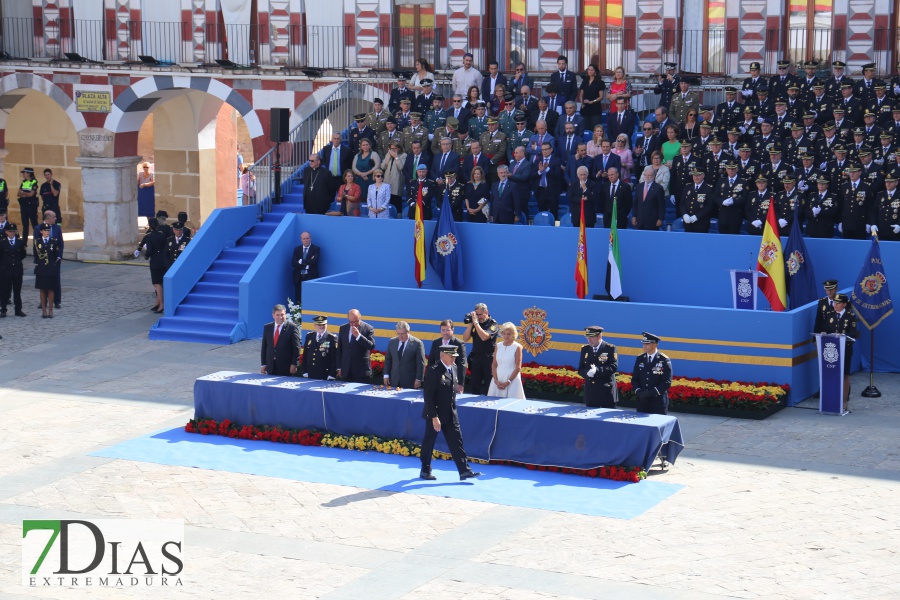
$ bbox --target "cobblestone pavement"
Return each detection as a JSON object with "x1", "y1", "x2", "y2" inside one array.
[{"x1": 0, "y1": 263, "x2": 899, "y2": 599}]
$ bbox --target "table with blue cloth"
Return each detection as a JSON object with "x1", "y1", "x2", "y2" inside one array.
[{"x1": 194, "y1": 372, "x2": 684, "y2": 471}]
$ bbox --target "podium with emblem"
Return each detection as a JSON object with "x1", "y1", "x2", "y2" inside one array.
[
  {"x1": 815, "y1": 332, "x2": 850, "y2": 415},
  {"x1": 730, "y1": 269, "x2": 767, "y2": 310}
]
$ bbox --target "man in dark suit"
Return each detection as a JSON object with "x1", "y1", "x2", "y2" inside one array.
[
  {"x1": 529, "y1": 99, "x2": 559, "y2": 135},
  {"x1": 303, "y1": 154, "x2": 333, "y2": 215},
  {"x1": 406, "y1": 164, "x2": 437, "y2": 220},
  {"x1": 565, "y1": 143, "x2": 593, "y2": 186},
  {"x1": 383, "y1": 321, "x2": 426, "y2": 389},
  {"x1": 447, "y1": 94, "x2": 471, "y2": 133},
  {"x1": 0, "y1": 222, "x2": 27, "y2": 317},
  {"x1": 601, "y1": 167, "x2": 632, "y2": 229},
  {"x1": 402, "y1": 141, "x2": 431, "y2": 182},
  {"x1": 557, "y1": 121, "x2": 581, "y2": 165},
  {"x1": 506, "y1": 147, "x2": 532, "y2": 221},
  {"x1": 532, "y1": 141, "x2": 564, "y2": 219},
  {"x1": 549, "y1": 55, "x2": 578, "y2": 105},
  {"x1": 592, "y1": 140, "x2": 622, "y2": 182},
  {"x1": 554, "y1": 101, "x2": 585, "y2": 140},
  {"x1": 516, "y1": 84, "x2": 538, "y2": 115},
  {"x1": 419, "y1": 345, "x2": 482, "y2": 481},
  {"x1": 632, "y1": 168, "x2": 666, "y2": 230},
  {"x1": 429, "y1": 137, "x2": 461, "y2": 183},
  {"x1": 301, "y1": 315, "x2": 338, "y2": 380},
  {"x1": 577, "y1": 326, "x2": 618, "y2": 408},
  {"x1": 336, "y1": 309, "x2": 376, "y2": 383},
  {"x1": 509, "y1": 63, "x2": 535, "y2": 97},
  {"x1": 490, "y1": 166, "x2": 517, "y2": 224},
  {"x1": 606, "y1": 97, "x2": 638, "y2": 141},
  {"x1": 260, "y1": 304, "x2": 301, "y2": 376},
  {"x1": 290, "y1": 231, "x2": 319, "y2": 304},
  {"x1": 568, "y1": 166, "x2": 599, "y2": 228},
  {"x1": 427, "y1": 319, "x2": 468, "y2": 392},
  {"x1": 461, "y1": 140, "x2": 491, "y2": 183},
  {"x1": 633, "y1": 123, "x2": 662, "y2": 176},
  {"x1": 320, "y1": 133, "x2": 353, "y2": 194},
  {"x1": 480, "y1": 61, "x2": 508, "y2": 104}
]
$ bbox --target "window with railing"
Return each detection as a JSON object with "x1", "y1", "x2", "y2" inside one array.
[
  {"x1": 786, "y1": 0, "x2": 833, "y2": 65},
  {"x1": 581, "y1": 0, "x2": 623, "y2": 73},
  {"x1": 509, "y1": 0, "x2": 527, "y2": 70},
  {"x1": 707, "y1": 0, "x2": 726, "y2": 74},
  {"x1": 393, "y1": 4, "x2": 436, "y2": 70}
]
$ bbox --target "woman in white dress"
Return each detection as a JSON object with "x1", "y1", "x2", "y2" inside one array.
[
  {"x1": 487, "y1": 322, "x2": 526, "y2": 399},
  {"x1": 366, "y1": 170, "x2": 391, "y2": 218}
]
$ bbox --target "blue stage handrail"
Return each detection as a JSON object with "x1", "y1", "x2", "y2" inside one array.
[{"x1": 160, "y1": 204, "x2": 259, "y2": 317}]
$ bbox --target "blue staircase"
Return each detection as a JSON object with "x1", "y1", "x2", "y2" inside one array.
[{"x1": 149, "y1": 185, "x2": 305, "y2": 344}]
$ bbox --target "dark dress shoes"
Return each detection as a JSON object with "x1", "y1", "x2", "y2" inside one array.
[
  {"x1": 419, "y1": 470, "x2": 436, "y2": 481},
  {"x1": 15, "y1": 311, "x2": 26, "y2": 317},
  {"x1": 459, "y1": 470, "x2": 482, "y2": 481}
]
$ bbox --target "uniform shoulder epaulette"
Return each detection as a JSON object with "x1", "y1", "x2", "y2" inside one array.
[{"x1": 659, "y1": 352, "x2": 671, "y2": 360}]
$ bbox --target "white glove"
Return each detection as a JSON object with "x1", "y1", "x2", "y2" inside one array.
[
  {"x1": 866, "y1": 224, "x2": 872, "y2": 234},
  {"x1": 723, "y1": 198, "x2": 733, "y2": 206},
  {"x1": 298, "y1": 258, "x2": 304, "y2": 265},
  {"x1": 798, "y1": 181, "x2": 808, "y2": 192},
  {"x1": 742, "y1": 89, "x2": 752, "y2": 97},
  {"x1": 739, "y1": 125, "x2": 748, "y2": 134},
  {"x1": 870, "y1": 225, "x2": 878, "y2": 234},
  {"x1": 838, "y1": 223, "x2": 843, "y2": 233},
  {"x1": 587, "y1": 365, "x2": 598, "y2": 378},
  {"x1": 778, "y1": 218, "x2": 788, "y2": 228},
  {"x1": 669, "y1": 195, "x2": 676, "y2": 205},
  {"x1": 819, "y1": 162, "x2": 827, "y2": 170},
  {"x1": 810, "y1": 110, "x2": 818, "y2": 118},
  {"x1": 327, "y1": 376, "x2": 335, "y2": 381},
  {"x1": 894, "y1": 85, "x2": 900, "y2": 95},
  {"x1": 757, "y1": 116, "x2": 764, "y2": 124},
  {"x1": 133, "y1": 250, "x2": 141, "y2": 258},
  {"x1": 812, "y1": 206, "x2": 821, "y2": 217},
  {"x1": 751, "y1": 219, "x2": 762, "y2": 228},
  {"x1": 682, "y1": 213, "x2": 691, "y2": 222},
  {"x1": 302, "y1": 373, "x2": 309, "y2": 378},
  {"x1": 892, "y1": 225, "x2": 900, "y2": 234}
]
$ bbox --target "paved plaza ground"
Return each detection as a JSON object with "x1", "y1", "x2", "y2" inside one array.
[{"x1": 0, "y1": 261, "x2": 898, "y2": 599}]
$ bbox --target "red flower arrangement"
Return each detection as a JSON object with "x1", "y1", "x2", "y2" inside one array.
[{"x1": 184, "y1": 418, "x2": 646, "y2": 483}]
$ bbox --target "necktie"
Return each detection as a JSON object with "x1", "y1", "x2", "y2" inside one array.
[
  {"x1": 729, "y1": 179, "x2": 734, "y2": 186},
  {"x1": 499, "y1": 181, "x2": 505, "y2": 194},
  {"x1": 512, "y1": 161, "x2": 519, "y2": 174},
  {"x1": 441, "y1": 154, "x2": 447, "y2": 171},
  {"x1": 603, "y1": 155, "x2": 608, "y2": 170},
  {"x1": 413, "y1": 155, "x2": 419, "y2": 172},
  {"x1": 273, "y1": 325, "x2": 281, "y2": 346},
  {"x1": 398, "y1": 341, "x2": 405, "y2": 358},
  {"x1": 317, "y1": 334, "x2": 322, "y2": 342},
  {"x1": 540, "y1": 159, "x2": 549, "y2": 187},
  {"x1": 611, "y1": 183, "x2": 617, "y2": 197},
  {"x1": 567, "y1": 136, "x2": 573, "y2": 153},
  {"x1": 618, "y1": 114, "x2": 622, "y2": 126},
  {"x1": 643, "y1": 184, "x2": 648, "y2": 200},
  {"x1": 330, "y1": 147, "x2": 340, "y2": 175}
]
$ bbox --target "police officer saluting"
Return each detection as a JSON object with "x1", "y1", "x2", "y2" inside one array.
[
  {"x1": 301, "y1": 315, "x2": 338, "y2": 380},
  {"x1": 577, "y1": 326, "x2": 618, "y2": 408},
  {"x1": 631, "y1": 332, "x2": 673, "y2": 416},
  {"x1": 462, "y1": 303, "x2": 499, "y2": 394}
]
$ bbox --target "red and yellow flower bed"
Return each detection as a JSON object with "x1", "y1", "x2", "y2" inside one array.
[
  {"x1": 372, "y1": 351, "x2": 789, "y2": 411},
  {"x1": 184, "y1": 418, "x2": 647, "y2": 483}
]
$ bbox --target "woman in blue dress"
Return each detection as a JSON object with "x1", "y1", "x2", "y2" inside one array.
[{"x1": 352, "y1": 139, "x2": 379, "y2": 200}]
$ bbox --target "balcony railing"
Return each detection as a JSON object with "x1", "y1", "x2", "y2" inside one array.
[{"x1": 0, "y1": 18, "x2": 896, "y2": 75}]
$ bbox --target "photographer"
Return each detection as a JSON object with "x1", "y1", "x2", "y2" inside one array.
[
  {"x1": 653, "y1": 62, "x2": 679, "y2": 110},
  {"x1": 461, "y1": 303, "x2": 499, "y2": 394}
]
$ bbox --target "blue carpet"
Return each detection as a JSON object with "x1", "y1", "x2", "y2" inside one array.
[{"x1": 91, "y1": 428, "x2": 683, "y2": 519}]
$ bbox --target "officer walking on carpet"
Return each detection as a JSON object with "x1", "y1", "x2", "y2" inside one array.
[
  {"x1": 420, "y1": 345, "x2": 482, "y2": 482},
  {"x1": 577, "y1": 326, "x2": 618, "y2": 408},
  {"x1": 301, "y1": 315, "x2": 338, "y2": 380}
]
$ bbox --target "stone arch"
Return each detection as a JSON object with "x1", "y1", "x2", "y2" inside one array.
[{"x1": 0, "y1": 73, "x2": 87, "y2": 133}]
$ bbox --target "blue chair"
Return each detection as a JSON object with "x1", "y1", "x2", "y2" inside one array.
[
  {"x1": 593, "y1": 214, "x2": 605, "y2": 228},
  {"x1": 671, "y1": 218, "x2": 685, "y2": 232},
  {"x1": 328, "y1": 201, "x2": 341, "y2": 213},
  {"x1": 559, "y1": 212, "x2": 573, "y2": 227},
  {"x1": 359, "y1": 204, "x2": 369, "y2": 218},
  {"x1": 532, "y1": 211, "x2": 555, "y2": 226},
  {"x1": 558, "y1": 203, "x2": 569, "y2": 218},
  {"x1": 516, "y1": 211, "x2": 528, "y2": 224},
  {"x1": 388, "y1": 204, "x2": 398, "y2": 219},
  {"x1": 582, "y1": 130, "x2": 592, "y2": 143},
  {"x1": 432, "y1": 205, "x2": 441, "y2": 221},
  {"x1": 740, "y1": 220, "x2": 748, "y2": 234},
  {"x1": 709, "y1": 218, "x2": 719, "y2": 233}
]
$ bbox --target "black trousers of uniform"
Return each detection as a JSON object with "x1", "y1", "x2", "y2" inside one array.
[
  {"x1": 18, "y1": 200, "x2": 38, "y2": 243},
  {"x1": 0, "y1": 270, "x2": 23, "y2": 311},
  {"x1": 469, "y1": 353, "x2": 493, "y2": 395},
  {"x1": 636, "y1": 393, "x2": 668, "y2": 415},
  {"x1": 420, "y1": 414, "x2": 469, "y2": 474},
  {"x1": 718, "y1": 223, "x2": 742, "y2": 235}
]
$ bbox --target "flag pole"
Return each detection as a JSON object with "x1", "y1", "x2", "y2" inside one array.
[{"x1": 861, "y1": 329, "x2": 881, "y2": 397}]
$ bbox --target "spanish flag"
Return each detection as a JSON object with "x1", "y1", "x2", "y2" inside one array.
[
  {"x1": 414, "y1": 184, "x2": 426, "y2": 288},
  {"x1": 756, "y1": 200, "x2": 787, "y2": 311},
  {"x1": 575, "y1": 199, "x2": 588, "y2": 298}
]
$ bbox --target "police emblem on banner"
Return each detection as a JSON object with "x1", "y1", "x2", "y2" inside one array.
[
  {"x1": 823, "y1": 342, "x2": 839, "y2": 363},
  {"x1": 860, "y1": 271, "x2": 887, "y2": 296},
  {"x1": 738, "y1": 277, "x2": 752, "y2": 298},
  {"x1": 787, "y1": 249, "x2": 805, "y2": 275},
  {"x1": 435, "y1": 233, "x2": 458, "y2": 256},
  {"x1": 518, "y1": 307, "x2": 552, "y2": 356}
]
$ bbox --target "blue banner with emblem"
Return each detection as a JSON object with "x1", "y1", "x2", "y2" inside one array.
[
  {"x1": 815, "y1": 333, "x2": 845, "y2": 415},
  {"x1": 850, "y1": 235, "x2": 894, "y2": 330},
  {"x1": 428, "y1": 195, "x2": 464, "y2": 290},
  {"x1": 784, "y1": 208, "x2": 818, "y2": 309},
  {"x1": 730, "y1": 269, "x2": 758, "y2": 310}
]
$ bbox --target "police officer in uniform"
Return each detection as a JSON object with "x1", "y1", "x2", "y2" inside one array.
[
  {"x1": 420, "y1": 345, "x2": 482, "y2": 481},
  {"x1": 462, "y1": 303, "x2": 499, "y2": 395},
  {"x1": 839, "y1": 164, "x2": 871, "y2": 239},
  {"x1": 0, "y1": 222, "x2": 26, "y2": 317},
  {"x1": 349, "y1": 114, "x2": 377, "y2": 156},
  {"x1": 805, "y1": 177, "x2": 838, "y2": 238},
  {"x1": 653, "y1": 62, "x2": 679, "y2": 109},
  {"x1": 437, "y1": 170, "x2": 466, "y2": 222},
  {"x1": 577, "y1": 326, "x2": 618, "y2": 408},
  {"x1": 773, "y1": 175, "x2": 802, "y2": 235},
  {"x1": 825, "y1": 61, "x2": 853, "y2": 101},
  {"x1": 394, "y1": 97, "x2": 413, "y2": 130},
  {"x1": 746, "y1": 174, "x2": 773, "y2": 235},
  {"x1": 713, "y1": 162, "x2": 748, "y2": 234},
  {"x1": 824, "y1": 293, "x2": 859, "y2": 413},
  {"x1": 870, "y1": 84, "x2": 894, "y2": 127},
  {"x1": 414, "y1": 79, "x2": 436, "y2": 116},
  {"x1": 401, "y1": 112, "x2": 428, "y2": 154},
  {"x1": 814, "y1": 279, "x2": 839, "y2": 333},
  {"x1": 406, "y1": 164, "x2": 437, "y2": 220},
  {"x1": 17, "y1": 167, "x2": 39, "y2": 244},
  {"x1": 799, "y1": 60, "x2": 822, "y2": 100},
  {"x1": 389, "y1": 76, "x2": 415, "y2": 114},
  {"x1": 424, "y1": 95, "x2": 448, "y2": 134},
  {"x1": 165, "y1": 221, "x2": 191, "y2": 267},
  {"x1": 870, "y1": 172, "x2": 900, "y2": 241},
  {"x1": 874, "y1": 131, "x2": 897, "y2": 167},
  {"x1": 301, "y1": 315, "x2": 338, "y2": 380},
  {"x1": 631, "y1": 332, "x2": 673, "y2": 416},
  {"x1": 680, "y1": 169, "x2": 714, "y2": 233},
  {"x1": 467, "y1": 102, "x2": 489, "y2": 140},
  {"x1": 507, "y1": 113, "x2": 533, "y2": 162},
  {"x1": 715, "y1": 86, "x2": 743, "y2": 132}
]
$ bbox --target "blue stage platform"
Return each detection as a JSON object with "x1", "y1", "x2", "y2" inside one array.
[{"x1": 194, "y1": 372, "x2": 684, "y2": 471}]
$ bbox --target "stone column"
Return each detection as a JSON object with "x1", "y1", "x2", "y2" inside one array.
[{"x1": 75, "y1": 156, "x2": 142, "y2": 261}]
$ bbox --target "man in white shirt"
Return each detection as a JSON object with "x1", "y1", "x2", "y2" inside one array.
[{"x1": 452, "y1": 52, "x2": 484, "y2": 97}]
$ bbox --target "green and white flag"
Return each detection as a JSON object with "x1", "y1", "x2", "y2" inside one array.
[{"x1": 605, "y1": 200, "x2": 623, "y2": 299}]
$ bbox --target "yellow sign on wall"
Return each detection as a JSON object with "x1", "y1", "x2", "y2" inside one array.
[{"x1": 74, "y1": 89, "x2": 112, "y2": 113}]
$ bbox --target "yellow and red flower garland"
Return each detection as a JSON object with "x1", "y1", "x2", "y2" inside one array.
[{"x1": 184, "y1": 418, "x2": 646, "y2": 483}]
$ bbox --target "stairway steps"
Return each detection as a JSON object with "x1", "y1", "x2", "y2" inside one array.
[
  {"x1": 174, "y1": 304, "x2": 239, "y2": 321},
  {"x1": 181, "y1": 293, "x2": 238, "y2": 308},
  {"x1": 200, "y1": 271, "x2": 243, "y2": 284},
  {"x1": 192, "y1": 282, "x2": 238, "y2": 297}
]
